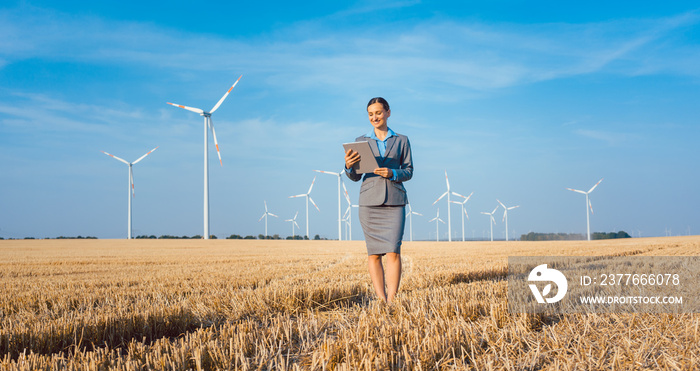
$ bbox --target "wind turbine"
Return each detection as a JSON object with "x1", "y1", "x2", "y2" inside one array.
[
  {"x1": 101, "y1": 146, "x2": 158, "y2": 239},
  {"x1": 342, "y1": 182, "x2": 357, "y2": 241},
  {"x1": 428, "y1": 208, "x2": 446, "y2": 242},
  {"x1": 451, "y1": 191, "x2": 473, "y2": 242},
  {"x1": 496, "y1": 199, "x2": 520, "y2": 241},
  {"x1": 258, "y1": 201, "x2": 278, "y2": 238},
  {"x1": 289, "y1": 176, "x2": 320, "y2": 238},
  {"x1": 405, "y1": 204, "x2": 423, "y2": 242},
  {"x1": 480, "y1": 205, "x2": 499, "y2": 241},
  {"x1": 167, "y1": 75, "x2": 242, "y2": 239},
  {"x1": 433, "y1": 170, "x2": 459, "y2": 241},
  {"x1": 285, "y1": 212, "x2": 300, "y2": 238},
  {"x1": 314, "y1": 169, "x2": 344, "y2": 240},
  {"x1": 566, "y1": 178, "x2": 603, "y2": 241}
]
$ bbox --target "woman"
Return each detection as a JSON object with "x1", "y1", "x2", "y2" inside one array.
[{"x1": 344, "y1": 97, "x2": 413, "y2": 304}]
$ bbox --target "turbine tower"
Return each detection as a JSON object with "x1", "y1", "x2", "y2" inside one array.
[
  {"x1": 289, "y1": 176, "x2": 320, "y2": 238},
  {"x1": 433, "y1": 170, "x2": 458, "y2": 241},
  {"x1": 480, "y1": 205, "x2": 499, "y2": 241},
  {"x1": 258, "y1": 201, "x2": 278, "y2": 238},
  {"x1": 314, "y1": 169, "x2": 344, "y2": 240},
  {"x1": 451, "y1": 191, "x2": 473, "y2": 241},
  {"x1": 101, "y1": 146, "x2": 158, "y2": 239},
  {"x1": 428, "y1": 208, "x2": 446, "y2": 242},
  {"x1": 285, "y1": 212, "x2": 300, "y2": 238},
  {"x1": 405, "y1": 203, "x2": 423, "y2": 242},
  {"x1": 566, "y1": 178, "x2": 603, "y2": 241},
  {"x1": 497, "y1": 199, "x2": 520, "y2": 241},
  {"x1": 167, "y1": 75, "x2": 242, "y2": 239}
]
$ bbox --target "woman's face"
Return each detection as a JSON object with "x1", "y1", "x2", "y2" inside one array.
[{"x1": 367, "y1": 102, "x2": 391, "y2": 130}]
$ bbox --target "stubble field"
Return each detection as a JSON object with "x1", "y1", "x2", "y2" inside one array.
[{"x1": 0, "y1": 236, "x2": 698, "y2": 370}]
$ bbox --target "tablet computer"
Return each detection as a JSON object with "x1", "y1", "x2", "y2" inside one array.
[{"x1": 343, "y1": 141, "x2": 379, "y2": 174}]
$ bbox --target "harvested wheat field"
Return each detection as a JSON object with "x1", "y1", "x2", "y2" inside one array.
[{"x1": 0, "y1": 236, "x2": 698, "y2": 370}]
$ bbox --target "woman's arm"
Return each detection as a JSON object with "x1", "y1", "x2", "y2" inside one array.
[{"x1": 392, "y1": 136, "x2": 413, "y2": 183}]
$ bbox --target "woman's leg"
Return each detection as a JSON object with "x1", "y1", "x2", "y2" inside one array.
[
  {"x1": 367, "y1": 254, "x2": 387, "y2": 302},
  {"x1": 384, "y1": 253, "x2": 402, "y2": 304}
]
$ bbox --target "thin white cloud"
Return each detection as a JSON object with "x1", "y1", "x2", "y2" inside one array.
[
  {"x1": 574, "y1": 129, "x2": 637, "y2": 146},
  {"x1": 332, "y1": 0, "x2": 421, "y2": 17}
]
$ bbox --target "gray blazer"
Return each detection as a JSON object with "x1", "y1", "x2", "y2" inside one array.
[{"x1": 345, "y1": 132, "x2": 413, "y2": 206}]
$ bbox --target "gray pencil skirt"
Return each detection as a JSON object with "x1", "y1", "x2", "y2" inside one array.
[{"x1": 359, "y1": 205, "x2": 406, "y2": 256}]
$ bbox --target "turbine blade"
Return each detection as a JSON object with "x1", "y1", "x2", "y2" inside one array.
[
  {"x1": 452, "y1": 191, "x2": 466, "y2": 199},
  {"x1": 497, "y1": 199, "x2": 506, "y2": 209},
  {"x1": 308, "y1": 176, "x2": 316, "y2": 194},
  {"x1": 445, "y1": 171, "x2": 450, "y2": 190},
  {"x1": 588, "y1": 178, "x2": 604, "y2": 193},
  {"x1": 132, "y1": 146, "x2": 159, "y2": 164},
  {"x1": 509, "y1": 205, "x2": 520, "y2": 210},
  {"x1": 101, "y1": 151, "x2": 129, "y2": 165},
  {"x1": 314, "y1": 169, "x2": 340, "y2": 176},
  {"x1": 309, "y1": 197, "x2": 320, "y2": 212},
  {"x1": 414, "y1": 212, "x2": 423, "y2": 216},
  {"x1": 264, "y1": 200, "x2": 268, "y2": 212},
  {"x1": 167, "y1": 102, "x2": 204, "y2": 115},
  {"x1": 567, "y1": 187, "x2": 587, "y2": 195},
  {"x1": 429, "y1": 217, "x2": 438, "y2": 222},
  {"x1": 432, "y1": 192, "x2": 448, "y2": 205},
  {"x1": 502, "y1": 210, "x2": 507, "y2": 222},
  {"x1": 130, "y1": 167, "x2": 135, "y2": 197},
  {"x1": 294, "y1": 221, "x2": 300, "y2": 229},
  {"x1": 464, "y1": 209, "x2": 469, "y2": 220},
  {"x1": 491, "y1": 205, "x2": 499, "y2": 214},
  {"x1": 289, "y1": 194, "x2": 305, "y2": 198},
  {"x1": 342, "y1": 183, "x2": 352, "y2": 205},
  {"x1": 589, "y1": 199, "x2": 594, "y2": 215},
  {"x1": 439, "y1": 218, "x2": 445, "y2": 224},
  {"x1": 208, "y1": 117, "x2": 223, "y2": 167},
  {"x1": 269, "y1": 213, "x2": 278, "y2": 218},
  {"x1": 210, "y1": 75, "x2": 242, "y2": 114},
  {"x1": 259, "y1": 214, "x2": 266, "y2": 222}
]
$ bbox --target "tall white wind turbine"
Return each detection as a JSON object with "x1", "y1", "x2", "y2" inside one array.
[
  {"x1": 289, "y1": 176, "x2": 320, "y2": 238},
  {"x1": 480, "y1": 205, "x2": 499, "y2": 242},
  {"x1": 258, "y1": 201, "x2": 278, "y2": 238},
  {"x1": 314, "y1": 169, "x2": 344, "y2": 240},
  {"x1": 566, "y1": 178, "x2": 603, "y2": 241},
  {"x1": 451, "y1": 191, "x2": 473, "y2": 242},
  {"x1": 167, "y1": 75, "x2": 242, "y2": 239},
  {"x1": 432, "y1": 170, "x2": 459, "y2": 241},
  {"x1": 496, "y1": 199, "x2": 520, "y2": 241},
  {"x1": 101, "y1": 146, "x2": 158, "y2": 239},
  {"x1": 285, "y1": 212, "x2": 300, "y2": 238},
  {"x1": 428, "y1": 208, "x2": 446, "y2": 242},
  {"x1": 405, "y1": 204, "x2": 423, "y2": 242}
]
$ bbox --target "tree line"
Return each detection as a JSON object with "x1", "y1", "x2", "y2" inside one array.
[{"x1": 520, "y1": 231, "x2": 631, "y2": 241}]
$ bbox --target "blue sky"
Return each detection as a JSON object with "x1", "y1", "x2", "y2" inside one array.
[{"x1": 1, "y1": 1, "x2": 698, "y2": 240}]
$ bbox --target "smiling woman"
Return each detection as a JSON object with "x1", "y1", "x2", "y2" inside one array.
[{"x1": 344, "y1": 97, "x2": 413, "y2": 304}]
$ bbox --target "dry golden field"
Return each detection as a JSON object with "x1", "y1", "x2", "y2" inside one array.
[{"x1": 0, "y1": 236, "x2": 698, "y2": 370}]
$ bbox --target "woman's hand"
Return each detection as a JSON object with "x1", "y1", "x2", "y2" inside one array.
[
  {"x1": 374, "y1": 167, "x2": 393, "y2": 179},
  {"x1": 345, "y1": 149, "x2": 360, "y2": 169}
]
